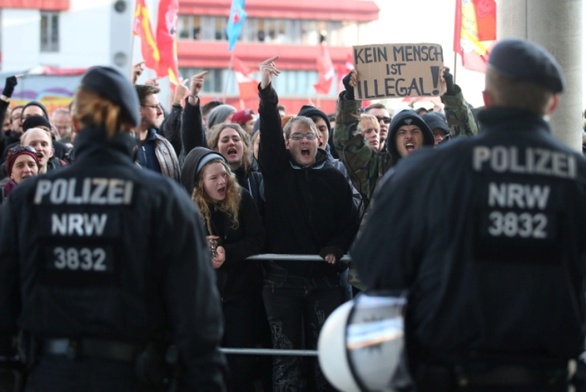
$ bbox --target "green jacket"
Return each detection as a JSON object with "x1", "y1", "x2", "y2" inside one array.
[
  {"x1": 333, "y1": 91, "x2": 394, "y2": 204},
  {"x1": 333, "y1": 88, "x2": 478, "y2": 204}
]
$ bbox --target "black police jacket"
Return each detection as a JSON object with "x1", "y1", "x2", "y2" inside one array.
[
  {"x1": 352, "y1": 107, "x2": 586, "y2": 363},
  {"x1": 0, "y1": 127, "x2": 227, "y2": 390}
]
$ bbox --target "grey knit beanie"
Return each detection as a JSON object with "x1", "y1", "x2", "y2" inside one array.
[{"x1": 207, "y1": 104, "x2": 237, "y2": 129}]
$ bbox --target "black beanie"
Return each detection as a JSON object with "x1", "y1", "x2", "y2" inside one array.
[
  {"x1": 180, "y1": 147, "x2": 226, "y2": 195},
  {"x1": 297, "y1": 105, "x2": 331, "y2": 132},
  {"x1": 22, "y1": 115, "x2": 52, "y2": 132},
  {"x1": 22, "y1": 100, "x2": 49, "y2": 120}
]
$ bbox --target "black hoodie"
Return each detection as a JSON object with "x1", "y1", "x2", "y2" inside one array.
[{"x1": 386, "y1": 109, "x2": 434, "y2": 162}]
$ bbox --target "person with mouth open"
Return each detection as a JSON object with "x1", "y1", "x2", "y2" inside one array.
[
  {"x1": 181, "y1": 146, "x2": 265, "y2": 392},
  {"x1": 257, "y1": 55, "x2": 359, "y2": 392},
  {"x1": 181, "y1": 72, "x2": 266, "y2": 216}
]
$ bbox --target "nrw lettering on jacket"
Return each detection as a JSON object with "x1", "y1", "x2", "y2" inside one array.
[
  {"x1": 34, "y1": 178, "x2": 134, "y2": 205},
  {"x1": 473, "y1": 146, "x2": 577, "y2": 179}
]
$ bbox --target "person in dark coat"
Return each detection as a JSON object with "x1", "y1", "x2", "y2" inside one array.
[
  {"x1": 0, "y1": 66, "x2": 227, "y2": 392},
  {"x1": 351, "y1": 38, "x2": 586, "y2": 391},
  {"x1": 182, "y1": 146, "x2": 265, "y2": 392},
  {"x1": 258, "y1": 55, "x2": 359, "y2": 392}
]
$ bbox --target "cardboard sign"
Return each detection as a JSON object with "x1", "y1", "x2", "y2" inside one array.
[{"x1": 353, "y1": 43, "x2": 444, "y2": 100}]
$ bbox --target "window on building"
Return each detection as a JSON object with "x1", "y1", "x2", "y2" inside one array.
[
  {"x1": 178, "y1": 15, "x2": 202, "y2": 39},
  {"x1": 40, "y1": 11, "x2": 59, "y2": 52},
  {"x1": 178, "y1": 15, "x2": 344, "y2": 46}
]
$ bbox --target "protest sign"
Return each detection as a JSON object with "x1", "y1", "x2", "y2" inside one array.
[{"x1": 352, "y1": 43, "x2": 444, "y2": 99}]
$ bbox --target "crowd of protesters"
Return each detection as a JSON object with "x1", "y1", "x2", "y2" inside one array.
[{"x1": 1, "y1": 49, "x2": 584, "y2": 392}]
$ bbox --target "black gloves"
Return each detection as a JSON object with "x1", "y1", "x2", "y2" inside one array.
[
  {"x1": 443, "y1": 69, "x2": 459, "y2": 96},
  {"x1": 2, "y1": 76, "x2": 17, "y2": 98},
  {"x1": 342, "y1": 72, "x2": 355, "y2": 100}
]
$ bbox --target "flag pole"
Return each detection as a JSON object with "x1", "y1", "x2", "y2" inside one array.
[
  {"x1": 223, "y1": 52, "x2": 234, "y2": 103},
  {"x1": 453, "y1": 53, "x2": 458, "y2": 85},
  {"x1": 129, "y1": 0, "x2": 138, "y2": 81}
]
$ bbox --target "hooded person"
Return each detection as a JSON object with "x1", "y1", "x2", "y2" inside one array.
[
  {"x1": 181, "y1": 146, "x2": 227, "y2": 195},
  {"x1": 179, "y1": 146, "x2": 265, "y2": 392},
  {"x1": 422, "y1": 112, "x2": 450, "y2": 145},
  {"x1": 386, "y1": 109, "x2": 434, "y2": 163}
]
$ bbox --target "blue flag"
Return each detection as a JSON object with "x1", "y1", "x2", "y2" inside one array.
[{"x1": 226, "y1": 0, "x2": 247, "y2": 51}]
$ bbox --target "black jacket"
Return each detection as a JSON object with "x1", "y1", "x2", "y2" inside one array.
[
  {"x1": 352, "y1": 107, "x2": 586, "y2": 364},
  {"x1": 0, "y1": 127, "x2": 227, "y2": 390},
  {"x1": 258, "y1": 84, "x2": 359, "y2": 277},
  {"x1": 208, "y1": 188, "x2": 265, "y2": 301}
]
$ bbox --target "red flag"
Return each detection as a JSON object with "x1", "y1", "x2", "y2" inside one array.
[
  {"x1": 454, "y1": 0, "x2": 496, "y2": 73},
  {"x1": 156, "y1": 0, "x2": 180, "y2": 85},
  {"x1": 133, "y1": 0, "x2": 160, "y2": 72},
  {"x1": 313, "y1": 44, "x2": 335, "y2": 95},
  {"x1": 336, "y1": 53, "x2": 354, "y2": 80},
  {"x1": 233, "y1": 56, "x2": 258, "y2": 101}
]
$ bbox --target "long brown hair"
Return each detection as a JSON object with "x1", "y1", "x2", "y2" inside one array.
[
  {"x1": 207, "y1": 123, "x2": 252, "y2": 172},
  {"x1": 191, "y1": 158, "x2": 242, "y2": 234}
]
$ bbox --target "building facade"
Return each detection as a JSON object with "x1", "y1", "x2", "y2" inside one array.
[{"x1": 0, "y1": 0, "x2": 379, "y2": 113}]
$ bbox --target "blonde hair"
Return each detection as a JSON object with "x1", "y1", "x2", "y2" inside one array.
[
  {"x1": 73, "y1": 88, "x2": 134, "y2": 138},
  {"x1": 191, "y1": 158, "x2": 242, "y2": 234},
  {"x1": 359, "y1": 114, "x2": 380, "y2": 132}
]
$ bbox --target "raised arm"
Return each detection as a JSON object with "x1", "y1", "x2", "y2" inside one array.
[
  {"x1": 160, "y1": 78, "x2": 189, "y2": 157},
  {"x1": 257, "y1": 56, "x2": 288, "y2": 179},
  {"x1": 181, "y1": 71, "x2": 208, "y2": 154},
  {"x1": 334, "y1": 70, "x2": 390, "y2": 201},
  {"x1": 440, "y1": 68, "x2": 479, "y2": 137}
]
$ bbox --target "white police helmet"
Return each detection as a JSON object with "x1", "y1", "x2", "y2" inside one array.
[{"x1": 318, "y1": 293, "x2": 407, "y2": 392}]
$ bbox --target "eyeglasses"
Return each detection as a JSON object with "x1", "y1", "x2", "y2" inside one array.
[
  {"x1": 289, "y1": 133, "x2": 318, "y2": 141},
  {"x1": 9, "y1": 145, "x2": 38, "y2": 155},
  {"x1": 376, "y1": 116, "x2": 392, "y2": 124},
  {"x1": 141, "y1": 104, "x2": 160, "y2": 110}
]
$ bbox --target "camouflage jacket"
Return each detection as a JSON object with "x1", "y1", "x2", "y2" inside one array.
[
  {"x1": 440, "y1": 85, "x2": 479, "y2": 138},
  {"x1": 333, "y1": 88, "x2": 478, "y2": 205},
  {"x1": 333, "y1": 91, "x2": 394, "y2": 205}
]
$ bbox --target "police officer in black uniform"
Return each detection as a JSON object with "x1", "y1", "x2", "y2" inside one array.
[
  {"x1": 351, "y1": 38, "x2": 586, "y2": 391},
  {"x1": 0, "y1": 66, "x2": 227, "y2": 391}
]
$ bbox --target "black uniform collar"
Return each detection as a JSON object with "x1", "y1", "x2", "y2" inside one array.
[
  {"x1": 477, "y1": 106, "x2": 551, "y2": 133},
  {"x1": 73, "y1": 127, "x2": 137, "y2": 159}
]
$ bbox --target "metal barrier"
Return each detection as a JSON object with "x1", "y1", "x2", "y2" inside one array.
[
  {"x1": 221, "y1": 348, "x2": 317, "y2": 357},
  {"x1": 220, "y1": 253, "x2": 352, "y2": 358},
  {"x1": 246, "y1": 253, "x2": 351, "y2": 263}
]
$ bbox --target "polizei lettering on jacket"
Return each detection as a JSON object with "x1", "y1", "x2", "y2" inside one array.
[
  {"x1": 34, "y1": 178, "x2": 134, "y2": 205},
  {"x1": 472, "y1": 145, "x2": 567, "y2": 240},
  {"x1": 472, "y1": 146, "x2": 576, "y2": 179}
]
